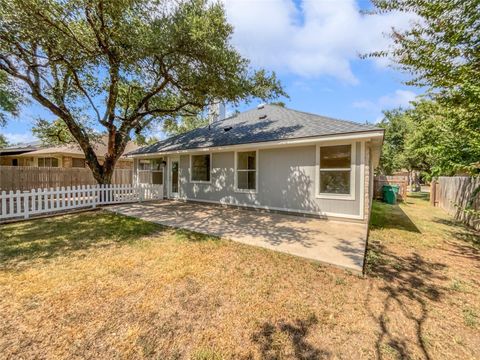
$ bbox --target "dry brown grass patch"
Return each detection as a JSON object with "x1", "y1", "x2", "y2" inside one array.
[{"x1": 1, "y1": 194, "x2": 479, "y2": 359}]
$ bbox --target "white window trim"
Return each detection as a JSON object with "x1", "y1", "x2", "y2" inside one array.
[
  {"x1": 315, "y1": 142, "x2": 356, "y2": 200},
  {"x1": 189, "y1": 153, "x2": 212, "y2": 184},
  {"x1": 234, "y1": 149, "x2": 259, "y2": 193}
]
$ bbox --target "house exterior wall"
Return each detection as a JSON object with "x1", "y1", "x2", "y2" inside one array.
[
  {"x1": 0, "y1": 155, "x2": 34, "y2": 166},
  {"x1": 166, "y1": 141, "x2": 365, "y2": 220}
]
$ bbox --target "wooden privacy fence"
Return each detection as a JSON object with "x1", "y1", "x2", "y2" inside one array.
[
  {"x1": 374, "y1": 175, "x2": 408, "y2": 201},
  {"x1": 0, "y1": 184, "x2": 163, "y2": 221},
  {"x1": 0, "y1": 166, "x2": 133, "y2": 191},
  {"x1": 431, "y1": 176, "x2": 480, "y2": 231}
]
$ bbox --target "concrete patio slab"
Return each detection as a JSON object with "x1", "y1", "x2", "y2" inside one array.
[{"x1": 106, "y1": 200, "x2": 368, "y2": 273}]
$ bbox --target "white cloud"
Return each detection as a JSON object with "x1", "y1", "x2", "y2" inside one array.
[
  {"x1": 353, "y1": 89, "x2": 417, "y2": 123},
  {"x1": 3, "y1": 132, "x2": 37, "y2": 145},
  {"x1": 378, "y1": 89, "x2": 417, "y2": 108},
  {"x1": 353, "y1": 89, "x2": 417, "y2": 111},
  {"x1": 223, "y1": 0, "x2": 416, "y2": 84}
]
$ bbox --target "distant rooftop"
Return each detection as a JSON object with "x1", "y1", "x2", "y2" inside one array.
[
  {"x1": 18, "y1": 135, "x2": 139, "y2": 159},
  {"x1": 0, "y1": 140, "x2": 42, "y2": 155},
  {"x1": 130, "y1": 104, "x2": 382, "y2": 155}
]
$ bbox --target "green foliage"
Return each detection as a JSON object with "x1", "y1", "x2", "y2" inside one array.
[
  {"x1": 133, "y1": 133, "x2": 159, "y2": 146},
  {"x1": 369, "y1": 0, "x2": 480, "y2": 114},
  {"x1": 378, "y1": 100, "x2": 480, "y2": 179},
  {"x1": 0, "y1": 0, "x2": 285, "y2": 183},
  {"x1": 377, "y1": 108, "x2": 411, "y2": 174},
  {"x1": 0, "y1": 70, "x2": 21, "y2": 126},
  {"x1": 404, "y1": 101, "x2": 480, "y2": 178},
  {"x1": 370, "y1": 0, "x2": 480, "y2": 206},
  {"x1": 32, "y1": 119, "x2": 76, "y2": 146},
  {"x1": 0, "y1": 133, "x2": 8, "y2": 148},
  {"x1": 163, "y1": 114, "x2": 209, "y2": 136},
  {"x1": 270, "y1": 101, "x2": 286, "y2": 107}
]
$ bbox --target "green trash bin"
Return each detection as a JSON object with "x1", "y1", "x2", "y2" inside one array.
[{"x1": 383, "y1": 185, "x2": 399, "y2": 204}]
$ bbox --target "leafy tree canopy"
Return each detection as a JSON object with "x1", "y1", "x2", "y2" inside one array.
[
  {"x1": 0, "y1": 70, "x2": 21, "y2": 126},
  {"x1": 0, "y1": 0, "x2": 285, "y2": 183},
  {"x1": 370, "y1": 0, "x2": 480, "y2": 182},
  {"x1": 378, "y1": 100, "x2": 480, "y2": 179},
  {"x1": 0, "y1": 133, "x2": 8, "y2": 148},
  {"x1": 377, "y1": 108, "x2": 411, "y2": 175},
  {"x1": 270, "y1": 101, "x2": 286, "y2": 107},
  {"x1": 369, "y1": 0, "x2": 480, "y2": 114},
  {"x1": 163, "y1": 113, "x2": 209, "y2": 136},
  {"x1": 32, "y1": 118, "x2": 76, "y2": 146}
]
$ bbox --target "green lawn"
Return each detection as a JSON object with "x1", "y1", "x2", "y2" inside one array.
[{"x1": 0, "y1": 194, "x2": 479, "y2": 359}]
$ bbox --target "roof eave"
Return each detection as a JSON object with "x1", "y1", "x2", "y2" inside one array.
[{"x1": 127, "y1": 129, "x2": 384, "y2": 158}]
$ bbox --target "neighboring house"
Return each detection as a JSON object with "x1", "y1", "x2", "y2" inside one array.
[
  {"x1": 0, "y1": 141, "x2": 42, "y2": 166},
  {"x1": 128, "y1": 104, "x2": 384, "y2": 221},
  {"x1": 0, "y1": 136, "x2": 139, "y2": 169}
]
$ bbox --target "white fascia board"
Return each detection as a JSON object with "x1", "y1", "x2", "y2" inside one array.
[{"x1": 128, "y1": 130, "x2": 385, "y2": 158}]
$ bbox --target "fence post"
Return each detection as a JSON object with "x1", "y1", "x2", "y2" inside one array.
[
  {"x1": 9, "y1": 190, "x2": 14, "y2": 215},
  {"x1": 92, "y1": 185, "x2": 97, "y2": 208},
  {"x1": 139, "y1": 184, "x2": 144, "y2": 202},
  {"x1": 430, "y1": 181, "x2": 436, "y2": 207},
  {"x1": 1, "y1": 191, "x2": 6, "y2": 218},
  {"x1": 24, "y1": 191, "x2": 29, "y2": 219}
]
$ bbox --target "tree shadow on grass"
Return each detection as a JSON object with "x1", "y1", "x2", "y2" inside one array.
[
  {"x1": 365, "y1": 241, "x2": 447, "y2": 360},
  {"x1": 370, "y1": 200, "x2": 421, "y2": 233},
  {"x1": 432, "y1": 217, "x2": 480, "y2": 269},
  {"x1": 251, "y1": 314, "x2": 330, "y2": 359},
  {"x1": 0, "y1": 210, "x2": 216, "y2": 270},
  {"x1": 433, "y1": 217, "x2": 480, "y2": 249}
]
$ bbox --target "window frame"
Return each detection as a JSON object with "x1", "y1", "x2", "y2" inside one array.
[
  {"x1": 234, "y1": 149, "x2": 258, "y2": 193},
  {"x1": 71, "y1": 157, "x2": 86, "y2": 168},
  {"x1": 37, "y1": 157, "x2": 60, "y2": 168},
  {"x1": 151, "y1": 159, "x2": 164, "y2": 185},
  {"x1": 137, "y1": 158, "x2": 164, "y2": 184},
  {"x1": 315, "y1": 142, "x2": 356, "y2": 200},
  {"x1": 189, "y1": 153, "x2": 212, "y2": 184}
]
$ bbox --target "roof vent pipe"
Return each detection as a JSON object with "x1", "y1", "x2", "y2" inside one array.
[{"x1": 208, "y1": 101, "x2": 226, "y2": 124}]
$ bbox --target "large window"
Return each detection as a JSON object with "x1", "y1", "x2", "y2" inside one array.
[
  {"x1": 138, "y1": 158, "x2": 164, "y2": 184},
  {"x1": 38, "y1": 157, "x2": 59, "y2": 167},
  {"x1": 235, "y1": 150, "x2": 257, "y2": 192},
  {"x1": 151, "y1": 159, "x2": 164, "y2": 185},
  {"x1": 191, "y1": 154, "x2": 211, "y2": 182},
  {"x1": 317, "y1": 144, "x2": 353, "y2": 197},
  {"x1": 138, "y1": 159, "x2": 151, "y2": 171}
]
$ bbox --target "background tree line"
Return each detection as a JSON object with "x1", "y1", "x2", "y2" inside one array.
[
  {"x1": 370, "y1": 0, "x2": 479, "y2": 191},
  {"x1": 377, "y1": 99, "x2": 480, "y2": 181}
]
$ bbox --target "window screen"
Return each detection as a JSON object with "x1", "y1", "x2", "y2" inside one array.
[
  {"x1": 319, "y1": 145, "x2": 352, "y2": 195},
  {"x1": 191, "y1": 154, "x2": 210, "y2": 182}
]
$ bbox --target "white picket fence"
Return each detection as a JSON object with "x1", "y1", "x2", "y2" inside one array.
[{"x1": 0, "y1": 184, "x2": 163, "y2": 221}]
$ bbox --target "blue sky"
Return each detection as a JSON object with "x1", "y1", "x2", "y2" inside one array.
[{"x1": 2, "y1": 0, "x2": 421, "y2": 144}]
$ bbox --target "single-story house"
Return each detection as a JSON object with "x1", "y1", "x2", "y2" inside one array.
[
  {"x1": 0, "y1": 141, "x2": 42, "y2": 166},
  {"x1": 128, "y1": 104, "x2": 384, "y2": 222},
  {"x1": 3, "y1": 136, "x2": 139, "y2": 169}
]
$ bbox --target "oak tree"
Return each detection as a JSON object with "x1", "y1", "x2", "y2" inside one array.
[{"x1": 0, "y1": 0, "x2": 284, "y2": 183}]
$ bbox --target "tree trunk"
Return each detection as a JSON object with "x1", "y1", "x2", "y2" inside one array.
[{"x1": 84, "y1": 129, "x2": 128, "y2": 185}]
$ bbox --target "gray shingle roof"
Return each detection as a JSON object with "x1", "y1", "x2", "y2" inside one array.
[{"x1": 129, "y1": 105, "x2": 382, "y2": 155}]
